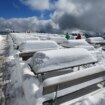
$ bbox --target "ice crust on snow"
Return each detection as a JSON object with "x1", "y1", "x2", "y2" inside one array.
[
  {"x1": 18, "y1": 40, "x2": 59, "y2": 52},
  {"x1": 29, "y1": 48, "x2": 97, "y2": 73},
  {"x1": 61, "y1": 39, "x2": 95, "y2": 50}
]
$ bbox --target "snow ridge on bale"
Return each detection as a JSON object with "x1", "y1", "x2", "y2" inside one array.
[
  {"x1": 29, "y1": 48, "x2": 97, "y2": 73},
  {"x1": 62, "y1": 39, "x2": 95, "y2": 50},
  {"x1": 19, "y1": 40, "x2": 59, "y2": 52}
]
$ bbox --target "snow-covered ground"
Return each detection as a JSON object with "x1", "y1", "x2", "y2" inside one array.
[
  {"x1": 0, "y1": 35, "x2": 12, "y2": 105},
  {"x1": 5, "y1": 35, "x2": 29, "y2": 105},
  {"x1": 4, "y1": 33, "x2": 105, "y2": 105},
  {"x1": 0, "y1": 35, "x2": 6, "y2": 105}
]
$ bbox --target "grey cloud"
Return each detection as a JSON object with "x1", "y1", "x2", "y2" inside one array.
[
  {"x1": 0, "y1": 17, "x2": 60, "y2": 33},
  {"x1": 58, "y1": 14, "x2": 78, "y2": 30},
  {"x1": 1, "y1": 0, "x2": 105, "y2": 34},
  {"x1": 52, "y1": 0, "x2": 105, "y2": 32}
]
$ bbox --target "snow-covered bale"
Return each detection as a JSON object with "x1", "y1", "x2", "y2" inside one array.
[
  {"x1": 61, "y1": 39, "x2": 95, "y2": 50},
  {"x1": 29, "y1": 48, "x2": 97, "y2": 74},
  {"x1": 18, "y1": 40, "x2": 59, "y2": 52},
  {"x1": 10, "y1": 33, "x2": 40, "y2": 48},
  {"x1": 13, "y1": 37, "x2": 40, "y2": 49},
  {"x1": 87, "y1": 37, "x2": 105, "y2": 44},
  {"x1": 15, "y1": 37, "x2": 39, "y2": 44},
  {"x1": 48, "y1": 36, "x2": 67, "y2": 44}
]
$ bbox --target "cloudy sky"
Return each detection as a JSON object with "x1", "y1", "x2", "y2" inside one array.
[{"x1": 0, "y1": 0, "x2": 105, "y2": 33}]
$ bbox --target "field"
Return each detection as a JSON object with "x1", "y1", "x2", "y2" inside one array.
[{"x1": 1, "y1": 33, "x2": 105, "y2": 105}]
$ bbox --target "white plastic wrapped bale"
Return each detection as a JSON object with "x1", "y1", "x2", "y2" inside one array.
[
  {"x1": 49, "y1": 36, "x2": 67, "y2": 44},
  {"x1": 19, "y1": 40, "x2": 59, "y2": 52},
  {"x1": 87, "y1": 37, "x2": 105, "y2": 44},
  {"x1": 29, "y1": 48, "x2": 97, "y2": 74},
  {"x1": 61, "y1": 39, "x2": 95, "y2": 50}
]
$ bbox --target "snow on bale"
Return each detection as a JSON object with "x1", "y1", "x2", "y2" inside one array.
[
  {"x1": 20, "y1": 63, "x2": 42, "y2": 105},
  {"x1": 10, "y1": 33, "x2": 40, "y2": 48},
  {"x1": 18, "y1": 40, "x2": 59, "y2": 52},
  {"x1": 23, "y1": 78, "x2": 41, "y2": 105},
  {"x1": 87, "y1": 37, "x2": 105, "y2": 44},
  {"x1": 29, "y1": 48, "x2": 97, "y2": 74},
  {"x1": 41, "y1": 65, "x2": 105, "y2": 104},
  {"x1": 43, "y1": 65, "x2": 105, "y2": 87},
  {"x1": 16, "y1": 37, "x2": 39, "y2": 45},
  {"x1": 38, "y1": 35, "x2": 51, "y2": 40},
  {"x1": 0, "y1": 35, "x2": 4, "y2": 41},
  {"x1": 21, "y1": 64, "x2": 105, "y2": 105},
  {"x1": 61, "y1": 39, "x2": 95, "y2": 50},
  {"x1": 48, "y1": 36, "x2": 67, "y2": 44},
  {"x1": 61, "y1": 87, "x2": 105, "y2": 105},
  {"x1": 21, "y1": 63, "x2": 35, "y2": 81},
  {"x1": 13, "y1": 37, "x2": 40, "y2": 49}
]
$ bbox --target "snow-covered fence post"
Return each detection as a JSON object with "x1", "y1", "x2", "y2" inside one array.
[{"x1": 14, "y1": 53, "x2": 22, "y2": 86}]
